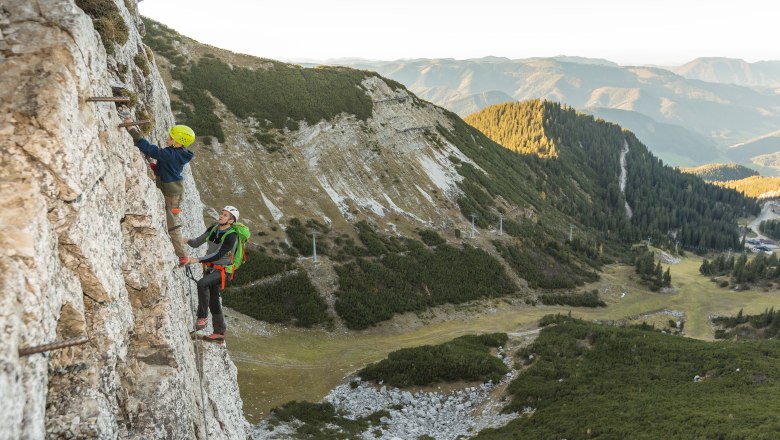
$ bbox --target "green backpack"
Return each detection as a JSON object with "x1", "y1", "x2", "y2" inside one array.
[{"x1": 208, "y1": 222, "x2": 251, "y2": 274}]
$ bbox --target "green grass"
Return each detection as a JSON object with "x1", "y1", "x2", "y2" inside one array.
[{"x1": 475, "y1": 317, "x2": 780, "y2": 439}]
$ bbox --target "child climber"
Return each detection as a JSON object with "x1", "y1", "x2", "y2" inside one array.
[
  {"x1": 125, "y1": 119, "x2": 195, "y2": 264},
  {"x1": 183, "y1": 206, "x2": 242, "y2": 343}
]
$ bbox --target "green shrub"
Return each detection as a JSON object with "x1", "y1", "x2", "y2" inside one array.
[
  {"x1": 712, "y1": 307, "x2": 780, "y2": 340},
  {"x1": 76, "y1": 0, "x2": 129, "y2": 54},
  {"x1": 493, "y1": 241, "x2": 598, "y2": 289},
  {"x1": 285, "y1": 218, "x2": 329, "y2": 257},
  {"x1": 538, "y1": 289, "x2": 606, "y2": 307},
  {"x1": 334, "y1": 237, "x2": 516, "y2": 329},
  {"x1": 228, "y1": 248, "x2": 294, "y2": 286},
  {"x1": 171, "y1": 55, "x2": 382, "y2": 137},
  {"x1": 359, "y1": 333, "x2": 509, "y2": 387},
  {"x1": 268, "y1": 401, "x2": 386, "y2": 439},
  {"x1": 222, "y1": 272, "x2": 327, "y2": 327},
  {"x1": 133, "y1": 52, "x2": 150, "y2": 76},
  {"x1": 476, "y1": 318, "x2": 780, "y2": 439},
  {"x1": 418, "y1": 229, "x2": 446, "y2": 246}
]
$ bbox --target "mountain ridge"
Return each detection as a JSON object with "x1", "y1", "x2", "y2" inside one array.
[{"x1": 331, "y1": 56, "x2": 780, "y2": 173}]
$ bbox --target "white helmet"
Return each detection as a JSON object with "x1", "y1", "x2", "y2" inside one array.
[{"x1": 223, "y1": 205, "x2": 239, "y2": 222}]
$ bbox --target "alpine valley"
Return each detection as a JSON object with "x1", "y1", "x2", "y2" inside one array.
[{"x1": 136, "y1": 17, "x2": 780, "y2": 439}]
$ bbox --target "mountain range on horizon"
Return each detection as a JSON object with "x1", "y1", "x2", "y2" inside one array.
[
  {"x1": 315, "y1": 56, "x2": 780, "y2": 85},
  {"x1": 331, "y1": 56, "x2": 780, "y2": 174}
]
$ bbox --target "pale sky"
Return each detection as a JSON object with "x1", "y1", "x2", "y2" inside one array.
[{"x1": 139, "y1": 0, "x2": 778, "y2": 66}]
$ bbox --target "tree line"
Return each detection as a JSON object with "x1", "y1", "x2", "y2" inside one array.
[
  {"x1": 713, "y1": 308, "x2": 780, "y2": 340},
  {"x1": 700, "y1": 252, "x2": 780, "y2": 284},
  {"x1": 759, "y1": 219, "x2": 780, "y2": 240},
  {"x1": 634, "y1": 250, "x2": 672, "y2": 291}
]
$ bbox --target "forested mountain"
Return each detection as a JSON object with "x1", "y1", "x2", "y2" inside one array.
[
  {"x1": 143, "y1": 18, "x2": 757, "y2": 328},
  {"x1": 715, "y1": 176, "x2": 780, "y2": 199},
  {"x1": 678, "y1": 164, "x2": 780, "y2": 199},
  {"x1": 334, "y1": 57, "x2": 780, "y2": 172},
  {"x1": 465, "y1": 101, "x2": 759, "y2": 250},
  {"x1": 679, "y1": 163, "x2": 760, "y2": 181},
  {"x1": 673, "y1": 57, "x2": 780, "y2": 87}
]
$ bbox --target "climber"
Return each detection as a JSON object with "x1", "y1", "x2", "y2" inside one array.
[
  {"x1": 182, "y1": 206, "x2": 241, "y2": 343},
  {"x1": 124, "y1": 119, "x2": 195, "y2": 264}
]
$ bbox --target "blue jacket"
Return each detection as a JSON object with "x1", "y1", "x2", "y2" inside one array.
[{"x1": 135, "y1": 138, "x2": 194, "y2": 183}]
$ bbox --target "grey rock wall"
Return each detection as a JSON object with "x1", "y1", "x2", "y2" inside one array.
[{"x1": 0, "y1": 1, "x2": 249, "y2": 439}]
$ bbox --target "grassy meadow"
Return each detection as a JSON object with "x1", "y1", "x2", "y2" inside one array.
[{"x1": 226, "y1": 253, "x2": 779, "y2": 423}]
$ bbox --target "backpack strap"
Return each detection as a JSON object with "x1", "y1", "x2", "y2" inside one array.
[{"x1": 206, "y1": 224, "x2": 220, "y2": 241}]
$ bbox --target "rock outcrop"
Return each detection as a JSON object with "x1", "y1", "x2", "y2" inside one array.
[{"x1": 0, "y1": 1, "x2": 248, "y2": 439}]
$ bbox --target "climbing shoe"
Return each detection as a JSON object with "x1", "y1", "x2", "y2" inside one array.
[
  {"x1": 178, "y1": 256, "x2": 188, "y2": 266},
  {"x1": 203, "y1": 333, "x2": 224, "y2": 343},
  {"x1": 195, "y1": 317, "x2": 207, "y2": 330}
]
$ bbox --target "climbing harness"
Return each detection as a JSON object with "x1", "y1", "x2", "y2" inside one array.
[
  {"x1": 185, "y1": 265, "x2": 210, "y2": 440},
  {"x1": 202, "y1": 262, "x2": 230, "y2": 290}
]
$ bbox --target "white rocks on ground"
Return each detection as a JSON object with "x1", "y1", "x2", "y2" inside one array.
[{"x1": 253, "y1": 345, "x2": 521, "y2": 439}]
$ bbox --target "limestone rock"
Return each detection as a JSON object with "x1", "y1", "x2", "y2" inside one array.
[{"x1": 0, "y1": 1, "x2": 249, "y2": 438}]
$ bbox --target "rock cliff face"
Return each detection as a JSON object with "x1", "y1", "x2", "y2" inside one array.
[{"x1": 0, "y1": 1, "x2": 248, "y2": 439}]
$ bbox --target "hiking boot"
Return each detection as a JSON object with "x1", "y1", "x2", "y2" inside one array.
[
  {"x1": 203, "y1": 333, "x2": 224, "y2": 343},
  {"x1": 195, "y1": 317, "x2": 207, "y2": 330}
]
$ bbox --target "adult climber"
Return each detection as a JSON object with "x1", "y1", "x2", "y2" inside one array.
[
  {"x1": 182, "y1": 206, "x2": 241, "y2": 343},
  {"x1": 124, "y1": 119, "x2": 195, "y2": 264}
]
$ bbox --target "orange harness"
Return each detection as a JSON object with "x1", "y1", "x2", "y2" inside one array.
[{"x1": 202, "y1": 259, "x2": 234, "y2": 290}]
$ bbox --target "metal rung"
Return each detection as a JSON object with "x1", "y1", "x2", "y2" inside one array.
[
  {"x1": 118, "y1": 120, "x2": 151, "y2": 128},
  {"x1": 19, "y1": 336, "x2": 89, "y2": 357},
  {"x1": 87, "y1": 97, "x2": 131, "y2": 103}
]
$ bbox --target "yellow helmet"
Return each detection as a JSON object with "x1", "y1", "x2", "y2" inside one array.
[{"x1": 169, "y1": 125, "x2": 195, "y2": 147}]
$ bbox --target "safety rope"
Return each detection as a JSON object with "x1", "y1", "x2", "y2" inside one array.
[{"x1": 185, "y1": 265, "x2": 209, "y2": 440}]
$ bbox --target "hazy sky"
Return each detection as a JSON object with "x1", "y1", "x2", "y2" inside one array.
[{"x1": 139, "y1": 0, "x2": 778, "y2": 66}]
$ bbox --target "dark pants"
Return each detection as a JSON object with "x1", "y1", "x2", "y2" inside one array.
[{"x1": 196, "y1": 269, "x2": 226, "y2": 334}]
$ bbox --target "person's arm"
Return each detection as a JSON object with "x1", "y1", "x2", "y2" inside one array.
[
  {"x1": 187, "y1": 226, "x2": 213, "y2": 249},
  {"x1": 135, "y1": 138, "x2": 180, "y2": 162},
  {"x1": 127, "y1": 126, "x2": 143, "y2": 143},
  {"x1": 198, "y1": 233, "x2": 238, "y2": 264}
]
